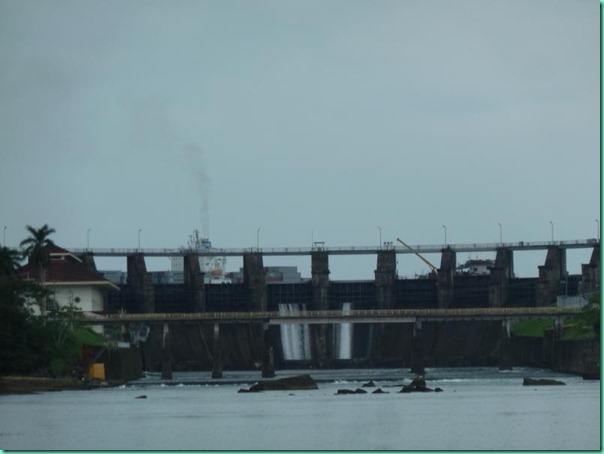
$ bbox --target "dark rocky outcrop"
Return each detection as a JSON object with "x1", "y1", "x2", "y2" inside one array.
[
  {"x1": 372, "y1": 388, "x2": 388, "y2": 394},
  {"x1": 582, "y1": 370, "x2": 600, "y2": 380},
  {"x1": 135, "y1": 395, "x2": 148, "y2": 399},
  {"x1": 336, "y1": 389, "x2": 355, "y2": 394},
  {"x1": 362, "y1": 380, "x2": 377, "y2": 388},
  {"x1": 336, "y1": 389, "x2": 357, "y2": 395},
  {"x1": 238, "y1": 374, "x2": 318, "y2": 393},
  {"x1": 522, "y1": 377, "x2": 566, "y2": 386},
  {"x1": 434, "y1": 387, "x2": 444, "y2": 392},
  {"x1": 399, "y1": 375, "x2": 434, "y2": 393},
  {"x1": 335, "y1": 388, "x2": 368, "y2": 395}
]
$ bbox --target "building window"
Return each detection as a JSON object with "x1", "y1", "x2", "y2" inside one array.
[{"x1": 46, "y1": 297, "x2": 59, "y2": 312}]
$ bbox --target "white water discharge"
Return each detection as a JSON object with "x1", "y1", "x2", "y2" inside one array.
[
  {"x1": 333, "y1": 302, "x2": 353, "y2": 359},
  {"x1": 279, "y1": 302, "x2": 353, "y2": 360},
  {"x1": 279, "y1": 304, "x2": 312, "y2": 360}
]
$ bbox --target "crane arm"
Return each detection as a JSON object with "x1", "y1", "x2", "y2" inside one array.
[{"x1": 396, "y1": 238, "x2": 438, "y2": 272}]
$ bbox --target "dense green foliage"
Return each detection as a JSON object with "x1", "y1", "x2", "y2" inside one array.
[
  {"x1": 0, "y1": 277, "x2": 103, "y2": 377},
  {"x1": 0, "y1": 278, "x2": 47, "y2": 374},
  {"x1": 1, "y1": 225, "x2": 106, "y2": 377},
  {"x1": 511, "y1": 319, "x2": 554, "y2": 337},
  {"x1": 511, "y1": 293, "x2": 601, "y2": 340}
]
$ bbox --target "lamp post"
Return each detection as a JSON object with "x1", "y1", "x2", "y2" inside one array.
[
  {"x1": 596, "y1": 219, "x2": 600, "y2": 241},
  {"x1": 256, "y1": 228, "x2": 261, "y2": 251},
  {"x1": 377, "y1": 226, "x2": 382, "y2": 249},
  {"x1": 3, "y1": 226, "x2": 6, "y2": 246},
  {"x1": 442, "y1": 225, "x2": 447, "y2": 246},
  {"x1": 498, "y1": 223, "x2": 502, "y2": 245},
  {"x1": 87, "y1": 228, "x2": 91, "y2": 251},
  {"x1": 138, "y1": 229, "x2": 142, "y2": 251},
  {"x1": 549, "y1": 221, "x2": 554, "y2": 243}
]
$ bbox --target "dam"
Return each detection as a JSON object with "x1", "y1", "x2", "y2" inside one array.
[{"x1": 73, "y1": 239, "x2": 600, "y2": 376}]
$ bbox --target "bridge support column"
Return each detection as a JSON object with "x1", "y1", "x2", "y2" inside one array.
[
  {"x1": 498, "y1": 319, "x2": 513, "y2": 370},
  {"x1": 212, "y1": 322, "x2": 223, "y2": 379},
  {"x1": 184, "y1": 254, "x2": 206, "y2": 312},
  {"x1": 127, "y1": 254, "x2": 155, "y2": 313},
  {"x1": 437, "y1": 248, "x2": 456, "y2": 309},
  {"x1": 261, "y1": 323, "x2": 275, "y2": 378},
  {"x1": 244, "y1": 253, "x2": 267, "y2": 366},
  {"x1": 311, "y1": 251, "x2": 331, "y2": 366},
  {"x1": 372, "y1": 250, "x2": 397, "y2": 363},
  {"x1": 489, "y1": 248, "x2": 514, "y2": 307},
  {"x1": 161, "y1": 323, "x2": 172, "y2": 380},
  {"x1": 579, "y1": 243, "x2": 600, "y2": 295},
  {"x1": 549, "y1": 317, "x2": 564, "y2": 371},
  {"x1": 536, "y1": 247, "x2": 566, "y2": 306},
  {"x1": 375, "y1": 250, "x2": 397, "y2": 309},
  {"x1": 244, "y1": 253, "x2": 267, "y2": 311},
  {"x1": 411, "y1": 320, "x2": 425, "y2": 375}
]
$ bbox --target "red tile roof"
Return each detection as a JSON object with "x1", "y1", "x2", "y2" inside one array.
[{"x1": 17, "y1": 245, "x2": 118, "y2": 290}]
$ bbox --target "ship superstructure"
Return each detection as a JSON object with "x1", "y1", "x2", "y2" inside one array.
[{"x1": 170, "y1": 231, "x2": 230, "y2": 283}]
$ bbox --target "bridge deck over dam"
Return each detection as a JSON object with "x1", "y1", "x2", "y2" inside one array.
[
  {"x1": 70, "y1": 239, "x2": 597, "y2": 257},
  {"x1": 86, "y1": 306, "x2": 580, "y2": 325}
]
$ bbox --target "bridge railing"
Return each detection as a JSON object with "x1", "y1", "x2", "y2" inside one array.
[
  {"x1": 89, "y1": 307, "x2": 581, "y2": 324},
  {"x1": 64, "y1": 239, "x2": 598, "y2": 257}
]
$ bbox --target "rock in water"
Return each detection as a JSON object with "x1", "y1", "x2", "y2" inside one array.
[
  {"x1": 239, "y1": 374, "x2": 318, "y2": 393},
  {"x1": 362, "y1": 380, "x2": 377, "y2": 388},
  {"x1": 372, "y1": 388, "x2": 388, "y2": 394},
  {"x1": 522, "y1": 377, "x2": 566, "y2": 386},
  {"x1": 135, "y1": 395, "x2": 147, "y2": 399},
  {"x1": 336, "y1": 389, "x2": 356, "y2": 395},
  {"x1": 400, "y1": 375, "x2": 434, "y2": 393}
]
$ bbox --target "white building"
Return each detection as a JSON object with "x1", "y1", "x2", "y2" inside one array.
[{"x1": 18, "y1": 244, "x2": 119, "y2": 317}]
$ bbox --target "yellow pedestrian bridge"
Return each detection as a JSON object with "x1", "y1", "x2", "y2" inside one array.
[{"x1": 85, "y1": 306, "x2": 580, "y2": 325}]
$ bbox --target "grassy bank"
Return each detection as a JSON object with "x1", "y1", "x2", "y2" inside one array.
[{"x1": 0, "y1": 376, "x2": 122, "y2": 395}]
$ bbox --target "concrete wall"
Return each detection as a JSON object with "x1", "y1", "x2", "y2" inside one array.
[{"x1": 48, "y1": 285, "x2": 105, "y2": 312}]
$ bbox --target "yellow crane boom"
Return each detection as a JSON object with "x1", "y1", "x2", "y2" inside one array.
[{"x1": 396, "y1": 238, "x2": 438, "y2": 274}]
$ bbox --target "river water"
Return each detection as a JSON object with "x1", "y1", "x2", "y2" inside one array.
[{"x1": 0, "y1": 367, "x2": 600, "y2": 451}]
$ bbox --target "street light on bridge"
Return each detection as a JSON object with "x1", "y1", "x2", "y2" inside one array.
[
  {"x1": 87, "y1": 228, "x2": 91, "y2": 251},
  {"x1": 377, "y1": 226, "x2": 382, "y2": 249},
  {"x1": 498, "y1": 223, "x2": 502, "y2": 246},
  {"x1": 256, "y1": 228, "x2": 261, "y2": 251},
  {"x1": 596, "y1": 219, "x2": 600, "y2": 241},
  {"x1": 138, "y1": 229, "x2": 142, "y2": 251},
  {"x1": 442, "y1": 225, "x2": 447, "y2": 246},
  {"x1": 549, "y1": 221, "x2": 554, "y2": 243}
]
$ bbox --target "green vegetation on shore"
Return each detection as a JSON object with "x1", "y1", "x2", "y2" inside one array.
[
  {"x1": 511, "y1": 293, "x2": 601, "y2": 341},
  {"x1": 1, "y1": 225, "x2": 107, "y2": 378}
]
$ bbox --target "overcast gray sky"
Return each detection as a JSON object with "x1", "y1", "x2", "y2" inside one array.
[{"x1": 0, "y1": 0, "x2": 599, "y2": 278}]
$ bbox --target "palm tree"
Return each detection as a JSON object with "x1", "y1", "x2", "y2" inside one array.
[
  {"x1": 20, "y1": 224, "x2": 56, "y2": 313},
  {"x1": 0, "y1": 246, "x2": 21, "y2": 278}
]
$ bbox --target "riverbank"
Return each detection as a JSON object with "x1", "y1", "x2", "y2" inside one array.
[{"x1": 0, "y1": 376, "x2": 124, "y2": 395}]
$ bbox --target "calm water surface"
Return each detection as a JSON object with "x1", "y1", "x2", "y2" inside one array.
[{"x1": 0, "y1": 367, "x2": 600, "y2": 450}]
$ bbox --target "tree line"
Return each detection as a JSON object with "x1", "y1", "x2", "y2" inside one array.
[{"x1": 0, "y1": 225, "x2": 103, "y2": 377}]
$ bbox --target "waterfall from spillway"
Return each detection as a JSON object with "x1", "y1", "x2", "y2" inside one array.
[
  {"x1": 278, "y1": 302, "x2": 353, "y2": 361},
  {"x1": 279, "y1": 304, "x2": 312, "y2": 360},
  {"x1": 333, "y1": 302, "x2": 353, "y2": 360}
]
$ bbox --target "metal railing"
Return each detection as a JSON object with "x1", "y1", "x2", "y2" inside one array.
[
  {"x1": 66, "y1": 239, "x2": 598, "y2": 257},
  {"x1": 86, "y1": 306, "x2": 581, "y2": 325}
]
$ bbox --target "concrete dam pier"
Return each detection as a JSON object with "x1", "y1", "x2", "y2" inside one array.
[{"x1": 86, "y1": 241, "x2": 599, "y2": 375}]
